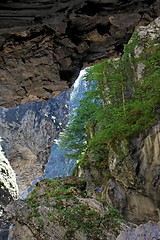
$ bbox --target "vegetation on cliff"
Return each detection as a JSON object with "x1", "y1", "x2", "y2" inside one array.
[
  {"x1": 60, "y1": 32, "x2": 160, "y2": 166},
  {"x1": 9, "y1": 19, "x2": 160, "y2": 240},
  {"x1": 24, "y1": 177, "x2": 123, "y2": 239}
]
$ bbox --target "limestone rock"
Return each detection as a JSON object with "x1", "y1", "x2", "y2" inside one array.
[
  {"x1": 0, "y1": 0, "x2": 160, "y2": 107},
  {"x1": 77, "y1": 197, "x2": 106, "y2": 215},
  {"x1": 0, "y1": 137, "x2": 18, "y2": 237},
  {"x1": 0, "y1": 91, "x2": 70, "y2": 194},
  {"x1": 7, "y1": 177, "x2": 123, "y2": 240},
  {"x1": 0, "y1": 138, "x2": 18, "y2": 205},
  {"x1": 106, "y1": 18, "x2": 160, "y2": 223},
  {"x1": 116, "y1": 221, "x2": 160, "y2": 240},
  {"x1": 77, "y1": 17, "x2": 160, "y2": 224}
]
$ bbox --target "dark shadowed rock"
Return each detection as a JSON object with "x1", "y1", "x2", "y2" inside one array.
[{"x1": 0, "y1": 0, "x2": 160, "y2": 107}]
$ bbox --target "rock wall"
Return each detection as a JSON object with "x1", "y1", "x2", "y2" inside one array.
[
  {"x1": 0, "y1": 91, "x2": 70, "y2": 194},
  {"x1": 3, "y1": 16, "x2": 160, "y2": 240},
  {"x1": 117, "y1": 221, "x2": 160, "y2": 240},
  {"x1": 0, "y1": 0, "x2": 160, "y2": 107},
  {"x1": 0, "y1": 1, "x2": 160, "y2": 238},
  {"x1": 0, "y1": 138, "x2": 18, "y2": 204},
  {"x1": 0, "y1": 137, "x2": 18, "y2": 235},
  {"x1": 107, "y1": 122, "x2": 160, "y2": 223},
  {"x1": 106, "y1": 18, "x2": 160, "y2": 223},
  {"x1": 77, "y1": 17, "x2": 160, "y2": 224},
  {"x1": 77, "y1": 125, "x2": 160, "y2": 223}
]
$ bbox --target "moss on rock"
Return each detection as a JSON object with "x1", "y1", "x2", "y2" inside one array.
[{"x1": 13, "y1": 177, "x2": 124, "y2": 240}]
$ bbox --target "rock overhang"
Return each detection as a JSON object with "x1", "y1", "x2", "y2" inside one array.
[{"x1": 0, "y1": 0, "x2": 160, "y2": 107}]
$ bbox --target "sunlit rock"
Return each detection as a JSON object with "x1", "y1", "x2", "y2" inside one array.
[
  {"x1": 0, "y1": 137, "x2": 18, "y2": 206},
  {"x1": 0, "y1": 91, "x2": 70, "y2": 194}
]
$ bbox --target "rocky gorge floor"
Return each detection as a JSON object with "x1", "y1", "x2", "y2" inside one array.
[{"x1": 5, "y1": 177, "x2": 160, "y2": 240}]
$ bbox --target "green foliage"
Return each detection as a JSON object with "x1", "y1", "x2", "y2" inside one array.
[
  {"x1": 25, "y1": 177, "x2": 123, "y2": 238},
  {"x1": 59, "y1": 79, "x2": 101, "y2": 160},
  {"x1": 60, "y1": 32, "x2": 160, "y2": 165},
  {"x1": 25, "y1": 189, "x2": 44, "y2": 228}
]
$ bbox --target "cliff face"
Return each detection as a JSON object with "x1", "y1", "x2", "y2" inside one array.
[
  {"x1": 7, "y1": 177, "x2": 124, "y2": 240},
  {"x1": 0, "y1": 0, "x2": 160, "y2": 107},
  {"x1": 0, "y1": 91, "x2": 70, "y2": 194},
  {"x1": 0, "y1": 138, "x2": 18, "y2": 237},
  {"x1": 0, "y1": 139, "x2": 18, "y2": 204},
  {"x1": 1, "y1": 1, "x2": 160, "y2": 239},
  {"x1": 107, "y1": 122, "x2": 160, "y2": 223},
  {"x1": 78, "y1": 17, "x2": 160, "y2": 224},
  {"x1": 106, "y1": 18, "x2": 160, "y2": 223},
  {"x1": 5, "y1": 17, "x2": 160, "y2": 239}
]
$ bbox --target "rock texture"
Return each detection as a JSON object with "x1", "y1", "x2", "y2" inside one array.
[
  {"x1": 107, "y1": 122, "x2": 160, "y2": 223},
  {"x1": 0, "y1": 137, "x2": 18, "y2": 240},
  {"x1": 0, "y1": 138, "x2": 18, "y2": 204},
  {"x1": 7, "y1": 177, "x2": 123, "y2": 240},
  {"x1": 77, "y1": 17, "x2": 160, "y2": 224},
  {"x1": 106, "y1": 18, "x2": 160, "y2": 223},
  {"x1": 1, "y1": 4, "x2": 160, "y2": 239},
  {"x1": 116, "y1": 221, "x2": 160, "y2": 240},
  {"x1": 0, "y1": 0, "x2": 160, "y2": 107},
  {"x1": 78, "y1": 121, "x2": 160, "y2": 223},
  {"x1": 0, "y1": 91, "x2": 70, "y2": 194}
]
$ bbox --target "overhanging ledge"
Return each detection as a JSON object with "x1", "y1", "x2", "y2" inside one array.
[{"x1": 0, "y1": 0, "x2": 160, "y2": 107}]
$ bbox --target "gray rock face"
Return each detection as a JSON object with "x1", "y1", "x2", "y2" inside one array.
[
  {"x1": 0, "y1": 0, "x2": 160, "y2": 107},
  {"x1": 116, "y1": 221, "x2": 160, "y2": 240},
  {"x1": 0, "y1": 91, "x2": 70, "y2": 194}
]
